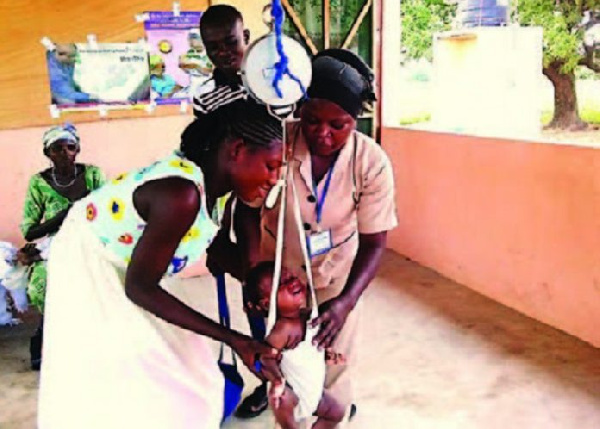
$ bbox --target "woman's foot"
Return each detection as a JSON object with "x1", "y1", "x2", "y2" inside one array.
[{"x1": 235, "y1": 383, "x2": 269, "y2": 418}]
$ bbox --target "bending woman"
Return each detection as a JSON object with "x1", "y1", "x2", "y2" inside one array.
[
  {"x1": 256, "y1": 49, "x2": 398, "y2": 417},
  {"x1": 20, "y1": 123, "x2": 104, "y2": 370},
  {"x1": 38, "y1": 104, "x2": 284, "y2": 429}
]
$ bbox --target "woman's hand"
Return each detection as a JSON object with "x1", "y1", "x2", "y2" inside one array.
[
  {"x1": 17, "y1": 244, "x2": 41, "y2": 266},
  {"x1": 310, "y1": 296, "x2": 354, "y2": 350},
  {"x1": 230, "y1": 335, "x2": 282, "y2": 384},
  {"x1": 309, "y1": 233, "x2": 387, "y2": 350},
  {"x1": 23, "y1": 208, "x2": 71, "y2": 242}
]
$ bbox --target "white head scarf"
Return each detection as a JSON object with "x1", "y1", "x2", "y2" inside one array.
[{"x1": 42, "y1": 123, "x2": 80, "y2": 150}]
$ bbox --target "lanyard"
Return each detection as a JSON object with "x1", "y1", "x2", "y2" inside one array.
[{"x1": 312, "y1": 164, "x2": 335, "y2": 225}]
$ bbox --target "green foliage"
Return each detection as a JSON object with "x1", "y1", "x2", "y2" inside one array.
[
  {"x1": 543, "y1": 107, "x2": 600, "y2": 125},
  {"x1": 582, "y1": 107, "x2": 600, "y2": 123},
  {"x1": 284, "y1": 0, "x2": 372, "y2": 54},
  {"x1": 517, "y1": 0, "x2": 600, "y2": 73},
  {"x1": 576, "y1": 65, "x2": 600, "y2": 79},
  {"x1": 401, "y1": 0, "x2": 457, "y2": 61},
  {"x1": 399, "y1": 112, "x2": 431, "y2": 125}
]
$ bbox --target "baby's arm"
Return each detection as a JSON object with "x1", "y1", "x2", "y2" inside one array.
[
  {"x1": 264, "y1": 321, "x2": 290, "y2": 409},
  {"x1": 265, "y1": 318, "x2": 305, "y2": 351},
  {"x1": 269, "y1": 317, "x2": 345, "y2": 365},
  {"x1": 265, "y1": 319, "x2": 293, "y2": 350}
]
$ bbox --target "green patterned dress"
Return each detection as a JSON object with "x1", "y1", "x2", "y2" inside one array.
[{"x1": 20, "y1": 165, "x2": 105, "y2": 312}]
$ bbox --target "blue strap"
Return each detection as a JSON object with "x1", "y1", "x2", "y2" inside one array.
[
  {"x1": 312, "y1": 166, "x2": 335, "y2": 224},
  {"x1": 271, "y1": 0, "x2": 306, "y2": 99},
  {"x1": 216, "y1": 274, "x2": 230, "y2": 329},
  {"x1": 216, "y1": 274, "x2": 237, "y2": 364}
]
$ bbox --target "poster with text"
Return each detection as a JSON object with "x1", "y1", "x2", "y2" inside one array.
[
  {"x1": 46, "y1": 42, "x2": 151, "y2": 109},
  {"x1": 144, "y1": 11, "x2": 213, "y2": 105}
]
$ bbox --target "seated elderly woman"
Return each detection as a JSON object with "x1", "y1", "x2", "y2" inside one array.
[{"x1": 20, "y1": 123, "x2": 105, "y2": 370}]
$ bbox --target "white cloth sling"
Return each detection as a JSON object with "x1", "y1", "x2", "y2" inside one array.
[{"x1": 267, "y1": 126, "x2": 326, "y2": 421}]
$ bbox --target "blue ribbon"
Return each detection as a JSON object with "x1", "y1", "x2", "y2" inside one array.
[
  {"x1": 271, "y1": 0, "x2": 306, "y2": 99},
  {"x1": 216, "y1": 274, "x2": 230, "y2": 328},
  {"x1": 313, "y1": 166, "x2": 335, "y2": 224}
]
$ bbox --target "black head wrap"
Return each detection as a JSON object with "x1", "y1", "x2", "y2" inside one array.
[{"x1": 307, "y1": 49, "x2": 376, "y2": 118}]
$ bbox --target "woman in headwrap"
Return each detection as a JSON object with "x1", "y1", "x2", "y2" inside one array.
[
  {"x1": 238, "y1": 49, "x2": 398, "y2": 420},
  {"x1": 20, "y1": 122, "x2": 105, "y2": 370}
]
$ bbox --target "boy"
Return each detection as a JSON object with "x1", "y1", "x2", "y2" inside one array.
[
  {"x1": 192, "y1": 5, "x2": 251, "y2": 116},
  {"x1": 244, "y1": 262, "x2": 345, "y2": 429}
]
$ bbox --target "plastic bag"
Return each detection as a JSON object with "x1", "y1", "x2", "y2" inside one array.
[
  {"x1": 0, "y1": 241, "x2": 29, "y2": 321},
  {"x1": 3, "y1": 265, "x2": 29, "y2": 291}
]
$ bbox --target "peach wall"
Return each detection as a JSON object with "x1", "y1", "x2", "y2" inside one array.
[
  {"x1": 0, "y1": 116, "x2": 207, "y2": 277},
  {"x1": 382, "y1": 127, "x2": 600, "y2": 347}
]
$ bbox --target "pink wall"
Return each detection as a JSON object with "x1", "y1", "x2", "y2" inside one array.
[
  {"x1": 0, "y1": 115, "x2": 207, "y2": 277},
  {"x1": 3, "y1": 118, "x2": 599, "y2": 342},
  {"x1": 382, "y1": 127, "x2": 600, "y2": 347}
]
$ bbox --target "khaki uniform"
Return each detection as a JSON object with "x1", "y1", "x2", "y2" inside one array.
[{"x1": 260, "y1": 120, "x2": 397, "y2": 409}]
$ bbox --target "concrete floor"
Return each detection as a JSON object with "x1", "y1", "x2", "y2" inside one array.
[{"x1": 1, "y1": 250, "x2": 599, "y2": 429}]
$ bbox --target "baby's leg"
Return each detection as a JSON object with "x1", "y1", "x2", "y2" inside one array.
[
  {"x1": 312, "y1": 392, "x2": 345, "y2": 429},
  {"x1": 270, "y1": 384, "x2": 300, "y2": 429}
]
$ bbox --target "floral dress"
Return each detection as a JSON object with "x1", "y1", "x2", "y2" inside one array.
[
  {"x1": 82, "y1": 152, "x2": 229, "y2": 273},
  {"x1": 38, "y1": 152, "x2": 229, "y2": 429},
  {"x1": 20, "y1": 164, "x2": 104, "y2": 312}
]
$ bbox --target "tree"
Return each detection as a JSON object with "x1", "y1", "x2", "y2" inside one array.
[
  {"x1": 517, "y1": 0, "x2": 600, "y2": 129},
  {"x1": 400, "y1": 0, "x2": 600, "y2": 130},
  {"x1": 400, "y1": 0, "x2": 457, "y2": 62}
]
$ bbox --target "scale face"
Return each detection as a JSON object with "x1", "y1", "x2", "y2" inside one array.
[
  {"x1": 241, "y1": 33, "x2": 312, "y2": 107},
  {"x1": 241, "y1": 32, "x2": 312, "y2": 209}
]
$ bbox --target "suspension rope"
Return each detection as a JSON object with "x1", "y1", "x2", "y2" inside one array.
[{"x1": 270, "y1": 0, "x2": 307, "y2": 99}]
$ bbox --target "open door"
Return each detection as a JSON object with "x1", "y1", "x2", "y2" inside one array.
[{"x1": 281, "y1": 0, "x2": 381, "y2": 138}]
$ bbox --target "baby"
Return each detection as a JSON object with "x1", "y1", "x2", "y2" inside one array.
[{"x1": 244, "y1": 262, "x2": 345, "y2": 429}]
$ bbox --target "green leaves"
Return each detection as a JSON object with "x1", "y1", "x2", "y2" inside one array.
[
  {"x1": 400, "y1": 0, "x2": 599, "y2": 73},
  {"x1": 517, "y1": 0, "x2": 598, "y2": 72},
  {"x1": 401, "y1": 0, "x2": 457, "y2": 61}
]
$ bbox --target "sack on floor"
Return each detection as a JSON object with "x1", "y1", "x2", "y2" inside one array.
[{"x1": 2, "y1": 265, "x2": 29, "y2": 291}]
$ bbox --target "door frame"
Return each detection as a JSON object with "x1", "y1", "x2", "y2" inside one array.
[{"x1": 280, "y1": 0, "x2": 383, "y2": 138}]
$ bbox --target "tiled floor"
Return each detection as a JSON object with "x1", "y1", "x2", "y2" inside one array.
[{"x1": 1, "y1": 251, "x2": 599, "y2": 428}]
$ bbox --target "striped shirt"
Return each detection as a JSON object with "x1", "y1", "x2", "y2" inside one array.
[
  {"x1": 192, "y1": 69, "x2": 250, "y2": 117},
  {"x1": 192, "y1": 69, "x2": 293, "y2": 119}
]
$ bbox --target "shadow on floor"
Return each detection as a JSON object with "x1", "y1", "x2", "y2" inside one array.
[
  {"x1": 1, "y1": 250, "x2": 598, "y2": 428},
  {"x1": 373, "y1": 251, "x2": 599, "y2": 398}
]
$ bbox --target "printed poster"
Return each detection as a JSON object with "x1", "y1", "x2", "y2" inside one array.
[
  {"x1": 46, "y1": 42, "x2": 151, "y2": 109},
  {"x1": 144, "y1": 11, "x2": 213, "y2": 105}
]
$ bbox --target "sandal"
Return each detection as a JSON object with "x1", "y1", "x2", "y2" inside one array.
[
  {"x1": 349, "y1": 403, "x2": 357, "y2": 421},
  {"x1": 235, "y1": 383, "x2": 269, "y2": 419}
]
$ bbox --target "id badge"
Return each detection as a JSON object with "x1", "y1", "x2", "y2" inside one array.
[{"x1": 307, "y1": 230, "x2": 333, "y2": 258}]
